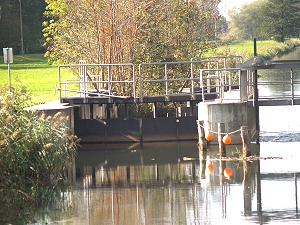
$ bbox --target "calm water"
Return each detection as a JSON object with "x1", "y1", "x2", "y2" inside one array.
[
  {"x1": 31, "y1": 50, "x2": 300, "y2": 224},
  {"x1": 30, "y1": 110, "x2": 300, "y2": 225}
]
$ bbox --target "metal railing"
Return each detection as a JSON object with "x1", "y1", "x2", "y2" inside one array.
[
  {"x1": 57, "y1": 62, "x2": 136, "y2": 102},
  {"x1": 56, "y1": 56, "x2": 249, "y2": 103},
  {"x1": 138, "y1": 60, "x2": 221, "y2": 102}
]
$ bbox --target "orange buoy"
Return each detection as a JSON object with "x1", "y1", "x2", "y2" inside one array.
[
  {"x1": 207, "y1": 164, "x2": 214, "y2": 173},
  {"x1": 224, "y1": 167, "x2": 232, "y2": 178},
  {"x1": 205, "y1": 130, "x2": 213, "y2": 141},
  {"x1": 222, "y1": 134, "x2": 231, "y2": 145}
]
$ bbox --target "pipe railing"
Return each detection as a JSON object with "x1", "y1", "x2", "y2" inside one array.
[
  {"x1": 57, "y1": 58, "x2": 246, "y2": 103},
  {"x1": 57, "y1": 63, "x2": 135, "y2": 102},
  {"x1": 138, "y1": 60, "x2": 222, "y2": 102}
]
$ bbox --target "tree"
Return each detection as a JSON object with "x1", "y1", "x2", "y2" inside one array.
[
  {"x1": 42, "y1": 0, "x2": 222, "y2": 97},
  {"x1": 228, "y1": 0, "x2": 268, "y2": 40},
  {"x1": 0, "y1": 0, "x2": 46, "y2": 54},
  {"x1": 43, "y1": 0, "x2": 222, "y2": 65},
  {"x1": 228, "y1": 0, "x2": 300, "y2": 42},
  {"x1": 259, "y1": 0, "x2": 300, "y2": 42}
]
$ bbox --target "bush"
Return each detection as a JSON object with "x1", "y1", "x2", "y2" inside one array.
[{"x1": 0, "y1": 84, "x2": 79, "y2": 224}]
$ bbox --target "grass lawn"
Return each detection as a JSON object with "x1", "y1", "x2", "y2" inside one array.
[{"x1": 0, "y1": 54, "x2": 76, "y2": 104}]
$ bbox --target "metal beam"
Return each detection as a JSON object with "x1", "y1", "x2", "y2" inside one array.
[{"x1": 237, "y1": 56, "x2": 300, "y2": 70}]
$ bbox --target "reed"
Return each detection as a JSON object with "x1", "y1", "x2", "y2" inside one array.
[{"x1": 0, "y1": 84, "x2": 79, "y2": 224}]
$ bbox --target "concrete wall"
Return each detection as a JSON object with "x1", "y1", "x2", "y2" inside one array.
[
  {"x1": 26, "y1": 104, "x2": 75, "y2": 134},
  {"x1": 198, "y1": 102, "x2": 256, "y2": 144}
]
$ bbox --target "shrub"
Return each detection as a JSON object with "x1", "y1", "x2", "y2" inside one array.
[{"x1": 0, "y1": 84, "x2": 79, "y2": 224}]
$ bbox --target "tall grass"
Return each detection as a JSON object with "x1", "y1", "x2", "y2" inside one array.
[{"x1": 0, "y1": 85, "x2": 79, "y2": 224}]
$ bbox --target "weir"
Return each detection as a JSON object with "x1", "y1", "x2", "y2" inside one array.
[{"x1": 30, "y1": 55, "x2": 300, "y2": 145}]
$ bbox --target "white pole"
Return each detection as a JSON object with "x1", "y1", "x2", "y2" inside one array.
[{"x1": 6, "y1": 48, "x2": 11, "y2": 92}]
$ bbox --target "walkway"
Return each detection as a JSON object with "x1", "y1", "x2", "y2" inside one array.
[{"x1": 56, "y1": 56, "x2": 300, "y2": 107}]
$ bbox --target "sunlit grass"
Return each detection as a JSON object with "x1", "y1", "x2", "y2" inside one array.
[
  {"x1": 0, "y1": 54, "x2": 76, "y2": 104},
  {"x1": 207, "y1": 39, "x2": 300, "y2": 60}
]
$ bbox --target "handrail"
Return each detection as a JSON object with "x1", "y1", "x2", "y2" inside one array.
[
  {"x1": 138, "y1": 60, "x2": 222, "y2": 102},
  {"x1": 57, "y1": 63, "x2": 135, "y2": 103},
  {"x1": 56, "y1": 56, "x2": 300, "y2": 105}
]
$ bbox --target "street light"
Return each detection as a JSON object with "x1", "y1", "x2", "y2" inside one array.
[{"x1": 19, "y1": 0, "x2": 24, "y2": 54}]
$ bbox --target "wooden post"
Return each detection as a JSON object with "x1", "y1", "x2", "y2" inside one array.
[
  {"x1": 199, "y1": 149, "x2": 207, "y2": 179},
  {"x1": 197, "y1": 120, "x2": 207, "y2": 152},
  {"x1": 218, "y1": 123, "x2": 226, "y2": 157},
  {"x1": 243, "y1": 161, "x2": 252, "y2": 215},
  {"x1": 241, "y1": 126, "x2": 251, "y2": 157},
  {"x1": 139, "y1": 118, "x2": 143, "y2": 148}
]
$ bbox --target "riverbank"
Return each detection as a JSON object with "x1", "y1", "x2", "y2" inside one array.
[{"x1": 208, "y1": 38, "x2": 300, "y2": 60}]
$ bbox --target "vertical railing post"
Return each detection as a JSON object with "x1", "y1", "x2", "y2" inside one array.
[
  {"x1": 64, "y1": 80, "x2": 68, "y2": 97},
  {"x1": 291, "y1": 68, "x2": 294, "y2": 105},
  {"x1": 108, "y1": 65, "x2": 111, "y2": 96},
  {"x1": 165, "y1": 64, "x2": 168, "y2": 99},
  {"x1": 58, "y1": 66, "x2": 62, "y2": 102},
  {"x1": 132, "y1": 64, "x2": 136, "y2": 101},
  {"x1": 191, "y1": 62, "x2": 195, "y2": 100},
  {"x1": 240, "y1": 70, "x2": 248, "y2": 102},
  {"x1": 200, "y1": 70, "x2": 205, "y2": 103},
  {"x1": 79, "y1": 60, "x2": 87, "y2": 98},
  {"x1": 139, "y1": 64, "x2": 143, "y2": 102}
]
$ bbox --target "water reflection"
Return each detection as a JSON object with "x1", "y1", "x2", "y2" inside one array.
[
  {"x1": 29, "y1": 118, "x2": 300, "y2": 222},
  {"x1": 258, "y1": 47, "x2": 300, "y2": 99},
  {"x1": 29, "y1": 139, "x2": 300, "y2": 224},
  {"x1": 65, "y1": 143, "x2": 278, "y2": 224}
]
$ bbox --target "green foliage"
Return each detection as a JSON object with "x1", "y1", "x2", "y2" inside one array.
[
  {"x1": 0, "y1": 84, "x2": 79, "y2": 224},
  {"x1": 0, "y1": 0, "x2": 46, "y2": 54},
  {"x1": 259, "y1": 0, "x2": 300, "y2": 42},
  {"x1": 228, "y1": 0, "x2": 268, "y2": 40},
  {"x1": 228, "y1": 0, "x2": 300, "y2": 43},
  {"x1": 42, "y1": 0, "x2": 221, "y2": 64},
  {"x1": 42, "y1": 0, "x2": 222, "y2": 96}
]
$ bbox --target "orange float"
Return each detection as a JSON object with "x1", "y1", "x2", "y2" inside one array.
[
  {"x1": 205, "y1": 130, "x2": 213, "y2": 141},
  {"x1": 224, "y1": 168, "x2": 233, "y2": 178},
  {"x1": 207, "y1": 164, "x2": 214, "y2": 173},
  {"x1": 222, "y1": 134, "x2": 231, "y2": 145}
]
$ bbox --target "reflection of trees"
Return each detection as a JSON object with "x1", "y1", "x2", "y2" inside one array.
[
  {"x1": 80, "y1": 162, "x2": 198, "y2": 188},
  {"x1": 74, "y1": 154, "x2": 261, "y2": 223}
]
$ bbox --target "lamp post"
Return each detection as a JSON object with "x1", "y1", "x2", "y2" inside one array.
[{"x1": 19, "y1": 0, "x2": 24, "y2": 54}]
